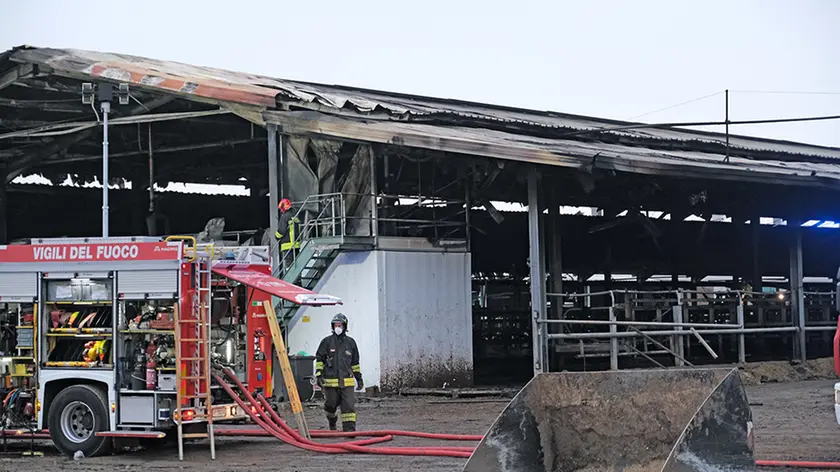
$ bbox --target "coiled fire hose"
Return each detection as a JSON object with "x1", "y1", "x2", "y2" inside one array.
[{"x1": 212, "y1": 368, "x2": 477, "y2": 458}]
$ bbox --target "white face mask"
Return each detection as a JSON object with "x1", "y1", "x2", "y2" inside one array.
[{"x1": 333, "y1": 326, "x2": 343, "y2": 335}]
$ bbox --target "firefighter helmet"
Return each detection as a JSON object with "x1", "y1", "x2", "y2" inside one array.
[
  {"x1": 331, "y1": 313, "x2": 348, "y2": 332},
  {"x1": 278, "y1": 198, "x2": 292, "y2": 213}
]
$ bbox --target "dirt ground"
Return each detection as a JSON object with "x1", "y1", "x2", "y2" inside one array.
[{"x1": 2, "y1": 360, "x2": 840, "y2": 471}]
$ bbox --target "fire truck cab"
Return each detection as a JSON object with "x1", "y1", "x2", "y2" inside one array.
[{"x1": 0, "y1": 236, "x2": 340, "y2": 458}]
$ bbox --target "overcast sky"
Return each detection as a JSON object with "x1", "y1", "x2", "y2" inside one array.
[{"x1": 2, "y1": 0, "x2": 839, "y2": 147}]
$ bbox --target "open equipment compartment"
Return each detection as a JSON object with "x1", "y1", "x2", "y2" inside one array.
[
  {"x1": 116, "y1": 296, "x2": 178, "y2": 429},
  {"x1": 41, "y1": 274, "x2": 115, "y2": 369}
]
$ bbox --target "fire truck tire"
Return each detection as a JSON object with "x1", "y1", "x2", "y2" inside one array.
[{"x1": 48, "y1": 385, "x2": 112, "y2": 458}]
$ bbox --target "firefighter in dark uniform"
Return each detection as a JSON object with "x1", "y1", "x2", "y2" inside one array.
[
  {"x1": 315, "y1": 313, "x2": 363, "y2": 431},
  {"x1": 274, "y1": 198, "x2": 296, "y2": 248},
  {"x1": 274, "y1": 198, "x2": 300, "y2": 270}
]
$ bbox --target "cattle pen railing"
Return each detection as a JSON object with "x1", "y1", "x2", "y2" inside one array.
[{"x1": 536, "y1": 289, "x2": 836, "y2": 370}]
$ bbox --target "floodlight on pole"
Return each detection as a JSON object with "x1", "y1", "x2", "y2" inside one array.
[
  {"x1": 82, "y1": 82, "x2": 130, "y2": 238},
  {"x1": 98, "y1": 83, "x2": 113, "y2": 237}
]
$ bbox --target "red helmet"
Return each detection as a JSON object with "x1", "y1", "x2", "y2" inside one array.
[{"x1": 278, "y1": 198, "x2": 292, "y2": 212}]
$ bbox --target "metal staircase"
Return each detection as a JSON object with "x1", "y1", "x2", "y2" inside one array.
[
  {"x1": 272, "y1": 193, "x2": 375, "y2": 324},
  {"x1": 276, "y1": 240, "x2": 340, "y2": 323},
  {"x1": 174, "y1": 243, "x2": 216, "y2": 461}
]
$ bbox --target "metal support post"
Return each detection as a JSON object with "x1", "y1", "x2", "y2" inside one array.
[
  {"x1": 538, "y1": 184, "x2": 548, "y2": 369},
  {"x1": 789, "y1": 222, "x2": 806, "y2": 362},
  {"x1": 279, "y1": 135, "x2": 287, "y2": 205},
  {"x1": 0, "y1": 169, "x2": 7, "y2": 244},
  {"x1": 464, "y1": 167, "x2": 471, "y2": 252},
  {"x1": 736, "y1": 301, "x2": 746, "y2": 364},
  {"x1": 751, "y1": 208, "x2": 761, "y2": 291},
  {"x1": 278, "y1": 134, "x2": 289, "y2": 272},
  {"x1": 608, "y1": 306, "x2": 618, "y2": 370},
  {"x1": 673, "y1": 293, "x2": 685, "y2": 367},
  {"x1": 101, "y1": 101, "x2": 110, "y2": 237},
  {"x1": 548, "y1": 183, "x2": 563, "y2": 319},
  {"x1": 146, "y1": 124, "x2": 156, "y2": 235},
  {"x1": 370, "y1": 146, "x2": 378, "y2": 243},
  {"x1": 624, "y1": 294, "x2": 633, "y2": 353},
  {"x1": 527, "y1": 167, "x2": 547, "y2": 374},
  {"x1": 267, "y1": 124, "x2": 280, "y2": 271}
]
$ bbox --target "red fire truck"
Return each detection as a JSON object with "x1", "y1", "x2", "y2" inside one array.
[{"x1": 0, "y1": 236, "x2": 340, "y2": 459}]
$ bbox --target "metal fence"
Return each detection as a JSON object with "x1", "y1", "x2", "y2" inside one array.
[{"x1": 537, "y1": 289, "x2": 837, "y2": 370}]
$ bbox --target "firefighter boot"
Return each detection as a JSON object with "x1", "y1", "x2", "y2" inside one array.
[
  {"x1": 327, "y1": 413, "x2": 338, "y2": 431},
  {"x1": 341, "y1": 413, "x2": 357, "y2": 432}
]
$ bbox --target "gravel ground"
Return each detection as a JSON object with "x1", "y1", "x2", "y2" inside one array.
[
  {"x1": 0, "y1": 379, "x2": 838, "y2": 471},
  {"x1": 749, "y1": 379, "x2": 840, "y2": 471}
]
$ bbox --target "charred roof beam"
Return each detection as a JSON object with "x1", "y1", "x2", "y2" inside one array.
[
  {"x1": 39, "y1": 137, "x2": 265, "y2": 165},
  {"x1": 11, "y1": 77, "x2": 79, "y2": 94},
  {"x1": 0, "y1": 97, "x2": 90, "y2": 114},
  {"x1": 0, "y1": 63, "x2": 36, "y2": 91},
  {"x1": 5, "y1": 95, "x2": 175, "y2": 182}
]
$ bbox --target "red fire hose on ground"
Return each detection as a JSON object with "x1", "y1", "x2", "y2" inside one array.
[
  {"x1": 213, "y1": 367, "x2": 840, "y2": 466},
  {"x1": 213, "y1": 368, "x2": 477, "y2": 458},
  {"x1": 757, "y1": 460, "x2": 840, "y2": 469}
]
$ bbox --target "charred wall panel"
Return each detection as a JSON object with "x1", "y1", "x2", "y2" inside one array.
[{"x1": 378, "y1": 250, "x2": 473, "y2": 390}]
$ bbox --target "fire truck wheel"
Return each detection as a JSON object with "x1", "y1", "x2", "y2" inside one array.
[{"x1": 48, "y1": 385, "x2": 112, "y2": 458}]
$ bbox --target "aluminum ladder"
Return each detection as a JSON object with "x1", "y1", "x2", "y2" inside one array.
[{"x1": 174, "y1": 244, "x2": 216, "y2": 460}]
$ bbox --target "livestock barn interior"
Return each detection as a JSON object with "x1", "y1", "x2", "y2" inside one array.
[{"x1": 3, "y1": 46, "x2": 840, "y2": 385}]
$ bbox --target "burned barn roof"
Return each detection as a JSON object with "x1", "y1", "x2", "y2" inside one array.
[{"x1": 2, "y1": 45, "x2": 840, "y2": 189}]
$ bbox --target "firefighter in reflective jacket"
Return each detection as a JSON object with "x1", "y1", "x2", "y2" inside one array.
[
  {"x1": 274, "y1": 198, "x2": 299, "y2": 251},
  {"x1": 315, "y1": 313, "x2": 363, "y2": 431}
]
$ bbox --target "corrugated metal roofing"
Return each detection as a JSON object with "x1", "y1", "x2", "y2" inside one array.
[
  {"x1": 5, "y1": 45, "x2": 840, "y2": 187},
  {"x1": 263, "y1": 110, "x2": 840, "y2": 188}
]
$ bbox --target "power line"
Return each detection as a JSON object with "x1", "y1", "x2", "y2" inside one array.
[
  {"x1": 624, "y1": 89, "x2": 840, "y2": 123},
  {"x1": 627, "y1": 91, "x2": 724, "y2": 120},
  {"x1": 731, "y1": 90, "x2": 840, "y2": 96},
  {"x1": 562, "y1": 113, "x2": 840, "y2": 138}
]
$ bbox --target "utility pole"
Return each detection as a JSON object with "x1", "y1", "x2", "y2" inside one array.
[{"x1": 82, "y1": 82, "x2": 129, "y2": 237}]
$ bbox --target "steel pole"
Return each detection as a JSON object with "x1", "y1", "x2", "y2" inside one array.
[
  {"x1": 527, "y1": 166, "x2": 546, "y2": 374},
  {"x1": 790, "y1": 222, "x2": 806, "y2": 361},
  {"x1": 266, "y1": 124, "x2": 279, "y2": 272},
  {"x1": 101, "y1": 101, "x2": 111, "y2": 237},
  {"x1": 369, "y1": 146, "x2": 378, "y2": 242}
]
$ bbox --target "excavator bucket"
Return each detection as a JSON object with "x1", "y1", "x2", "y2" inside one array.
[{"x1": 464, "y1": 368, "x2": 754, "y2": 472}]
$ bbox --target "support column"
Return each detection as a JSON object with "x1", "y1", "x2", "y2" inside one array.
[
  {"x1": 130, "y1": 173, "x2": 146, "y2": 236},
  {"x1": 463, "y1": 166, "x2": 471, "y2": 252},
  {"x1": 267, "y1": 124, "x2": 280, "y2": 271},
  {"x1": 751, "y1": 208, "x2": 762, "y2": 292},
  {"x1": 545, "y1": 183, "x2": 563, "y2": 370},
  {"x1": 789, "y1": 221, "x2": 806, "y2": 362},
  {"x1": 736, "y1": 301, "x2": 746, "y2": 364},
  {"x1": 609, "y1": 306, "x2": 618, "y2": 370},
  {"x1": 548, "y1": 184, "x2": 563, "y2": 314},
  {"x1": 370, "y1": 145, "x2": 378, "y2": 243},
  {"x1": 527, "y1": 167, "x2": 547, "y2": 375},
  {"x1": 670, "y1": 209, "x2": 685, "y2": 291},
  {"x1": 0, "y1": 169, "x2": 7, "y2": 244},
  {"x1": 673, "y1": 298, "x2": 685, "y2": 367},
  {"x1": 146, "y1": 123, "x2": 158, "y2": 236},
  {"x1": 604, "y1": 244, "x2": 613, "y2": 307},
  {"x1": 750, "y1": 209, "x2": 765, "y2": 355}
]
